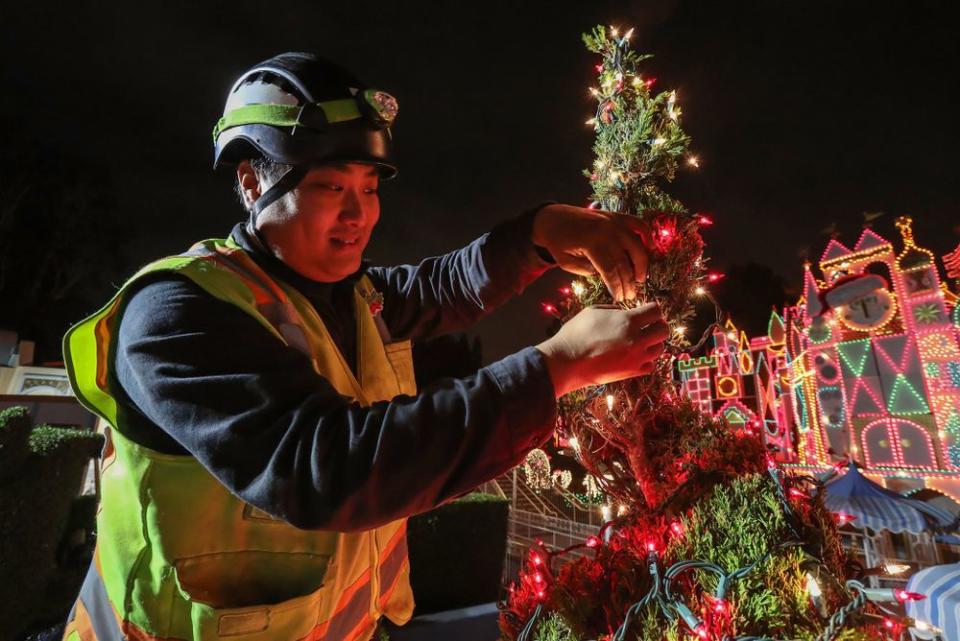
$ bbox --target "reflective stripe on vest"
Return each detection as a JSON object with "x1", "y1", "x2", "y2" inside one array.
[{"x1": 62, "y1": 238, "x2": 416, "y2": 641}]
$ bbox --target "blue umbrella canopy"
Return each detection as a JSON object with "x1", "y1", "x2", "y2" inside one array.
[
  {"x1": 905, "y1": 563, "x2": 960, "y2": 641},
  {"x1": 821, "y1": 463, "x2": 959, "y2": 534}
]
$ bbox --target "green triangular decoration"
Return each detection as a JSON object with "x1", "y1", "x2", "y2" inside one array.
[
  {"x1": 887, "y1": 374, "x2": 930, "y2": 415},
  {"x1": 723, "y1": 407, "x2": 748, "y2": 425},
  {"x1": 836, "y1": 340, "x2": 872, "y2": 377}
]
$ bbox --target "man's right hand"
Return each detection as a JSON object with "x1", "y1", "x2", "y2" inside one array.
[{"x1": 535, "y1": 303, "x2": 670, "y2": 397}]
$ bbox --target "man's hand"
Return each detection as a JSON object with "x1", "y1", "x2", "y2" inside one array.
[
  {"x1": 536, "y1": 303, "x2": 669, "y2": 397},
  {"x1": 532, "y1": 204, "x2": 651, "y2": 302}
]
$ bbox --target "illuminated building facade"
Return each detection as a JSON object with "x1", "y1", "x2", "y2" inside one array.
[{"x1": 678, "y1": 218, "x2": 960, "y2": 501}]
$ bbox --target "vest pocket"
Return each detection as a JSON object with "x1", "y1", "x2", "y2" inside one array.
[
  {"x1": 174, "y1": 551, "x2": 336, "y2": 639},
  {"x1": 383, "y1": 340, "x2": 416, "y2": 396},
  {"x1": 174, "y1": 551, "x2": 331, "y2": 609}
]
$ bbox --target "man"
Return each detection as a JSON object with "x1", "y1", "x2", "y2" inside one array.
[{"x1": 61, "y1": 53, "x2": 669, "y2": 641}]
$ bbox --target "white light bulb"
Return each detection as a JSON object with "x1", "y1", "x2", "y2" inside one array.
[
  {"x1": 883, "y1": 562, "x2": 910, "y2": 575},
  {"x1": 805, "y1": 573, "x2": 822, "y2": 598},
  {"x1": 572, "y1": 281, "x2": 586, "y2": 297},
  {"x1": 695, "y1": 286, "x2": 706, "y2": 296},
  {"x1": 606, "y1": 394, "x2": 615, "y2": 411},
  {"x1": 913, "y1": 620, "x2": 941, "y2": 634}
]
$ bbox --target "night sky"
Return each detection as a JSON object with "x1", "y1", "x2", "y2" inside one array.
[{"x1": 3, "y1": 1, "x2": 958, "y2": 363}]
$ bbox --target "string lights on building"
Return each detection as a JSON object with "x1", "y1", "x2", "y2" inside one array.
[{"x1": 676, "y1": 220, "x2": 960, "y2": 480}]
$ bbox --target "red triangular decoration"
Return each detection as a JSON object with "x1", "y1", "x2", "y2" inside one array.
[
  {"x1": 821, "y1": 239, "x2": 854, "y2": 263},
  {"x1": 853, "y1": 228, "x2": 891, "y2": 252},
  {"x1": 873, "y1": 335, "x2": 910, "y2": 374}
]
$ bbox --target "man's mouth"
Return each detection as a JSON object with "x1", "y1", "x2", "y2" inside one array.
[{"x1": 330, "y1": 236, "x2": 360, "y2": 247}]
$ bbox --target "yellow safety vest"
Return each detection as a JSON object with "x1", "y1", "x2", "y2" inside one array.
[{"x1": 62, "y1": 237, "x2": 416, "y2": 641}]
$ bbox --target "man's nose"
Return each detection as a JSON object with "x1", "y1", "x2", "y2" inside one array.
[{"x1": 338, "y1": 189, "x2": 366, "y2": 226}]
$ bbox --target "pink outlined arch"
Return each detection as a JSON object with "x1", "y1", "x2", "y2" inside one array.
[{"x1": 861, "y1": 418, "x2": 937, "y2": 469}]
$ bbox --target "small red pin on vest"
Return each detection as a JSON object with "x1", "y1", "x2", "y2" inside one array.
[{"x1": 363, "y1": 288, "x2": 385, "y2": 317}]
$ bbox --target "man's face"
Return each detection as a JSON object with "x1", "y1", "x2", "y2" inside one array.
[{"x1": 256, "y1": 163, "x2": 381, "y2": 282}]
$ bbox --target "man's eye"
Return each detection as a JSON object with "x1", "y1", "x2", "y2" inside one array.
[
  {"x1": 324, "y1": 184, "x2": 344, "y2": 192},
  {"x1": 363, "y1": 187, "x2": 379, "y2": 195}
]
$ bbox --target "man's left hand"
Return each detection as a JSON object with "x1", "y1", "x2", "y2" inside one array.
[{"x1": 532, "y1": 204, "x2": 651, "y2": 302}]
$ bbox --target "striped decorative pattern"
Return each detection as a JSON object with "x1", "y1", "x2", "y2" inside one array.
[
  {"x1": 821, "y1": 463, "x2": 959, "y2": 534},
  {"x1": 905, "y1": 563, "x2": 960, "y2": 641}
]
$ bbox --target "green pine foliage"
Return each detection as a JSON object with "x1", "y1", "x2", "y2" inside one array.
[
  {"x1": 534, "y1": 613, "x2": 579, "y2": 641},
  {"x1": 572, "y1": 25, "x2": 705, "y2": 362},
  {"x1": 528, "y1": 474, "x2": 871, "y2": 641},
  {"x1": 582, "y1": 25, "x2": 690, "y2": 217}
]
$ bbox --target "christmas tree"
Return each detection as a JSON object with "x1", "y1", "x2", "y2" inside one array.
[{"x1": 499, "y1": 26, "x2": 929, "y2": 641}]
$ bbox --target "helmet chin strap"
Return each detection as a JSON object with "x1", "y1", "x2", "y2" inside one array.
[{"x1": 246, "y1": 164, "x2": 310, "y2": 239}]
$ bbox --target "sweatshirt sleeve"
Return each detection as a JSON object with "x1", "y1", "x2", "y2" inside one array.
[
  {"x1": 113, "y1": 275, "x2": 557, "y2": 531},
  {"x1": 368, "y1": 206, "x2": 556, "y2": 341}
]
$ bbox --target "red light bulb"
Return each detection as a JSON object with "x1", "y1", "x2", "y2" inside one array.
[
  {"x1": 697, "y1": 214, "x2": 714, "y2": 226},
  {"x1": 541, "y1": 303, "x2": 557, "y2": 315},
  {"x1": 895, "y1": 589, "x2": 926, "y2": 603},
  {"x1": 695, "y1": 624, "x2": 709, "y2": 640},
  {"x1": 707, "y1": 272, "x2": 725, "y2": 283},
  {"x1": 559, "y1": 286, "x2": 571, "y2": 296},
  {"x1": 586, "y1": 536, "x2": 601, "y2": 548},
  {"x1": 670, "y1": 521, "x2": 685, "y2": 537},
  {"x1": 531, "y1": 554, "x2": 542, "y2": 566},
  {"x1": 533, "y1": 572, "x2": 544, "y2": 584},
  {"x1": 713, "y1": 599, "x2": 727, "y2": 614},
  {"x1": 834, "y1": 512, "x2": 856, "y2": 525},
  {"x1": 788, "y1": 488, "x2": 808, "y2": 499}
]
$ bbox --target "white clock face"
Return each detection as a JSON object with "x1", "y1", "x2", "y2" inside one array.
[{"x1": 837, "y1": 288, "x2": 896, "y2": 331}]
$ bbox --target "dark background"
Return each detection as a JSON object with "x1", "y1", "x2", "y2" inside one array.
[{"x1": 2, "y1": 1, "x2": 957, "y2": 363}]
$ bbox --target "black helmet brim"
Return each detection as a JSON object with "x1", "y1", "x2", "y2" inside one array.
[{"x1": 214, "y1": 121, "x2": 397, "y2": 178}]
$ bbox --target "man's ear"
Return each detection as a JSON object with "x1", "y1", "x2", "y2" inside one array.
[{"x1": 236, "y1": 160, "x2": 261, "y2": 207}]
